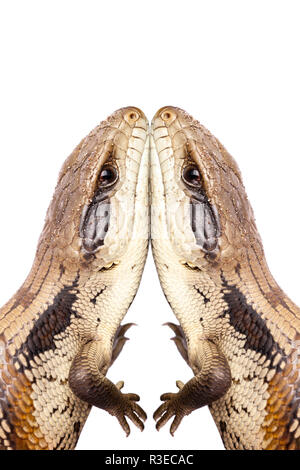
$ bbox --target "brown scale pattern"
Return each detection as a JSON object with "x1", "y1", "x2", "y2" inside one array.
[
  {"x1": 0, "y1": 339, "x2": 47, "y2": 449},
  {"x1": 262, "y1": 341, "x2": 300, "y2": 449}
]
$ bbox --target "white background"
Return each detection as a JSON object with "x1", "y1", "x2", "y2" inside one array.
[{"x1": 0, "y1": 0, "x2": 299, "y2": 451}]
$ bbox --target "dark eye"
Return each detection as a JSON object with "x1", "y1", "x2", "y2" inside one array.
[
  {"x1": 182, "y1": 165, "x2": 202, "y2": 187},
  {"x1": 98, "y1": 165, "x2": 118, "y2": 188}
]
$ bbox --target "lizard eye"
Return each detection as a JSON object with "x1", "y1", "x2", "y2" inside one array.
[
  {"x1": 182, "y1": 165, "x2": 202, "y2": 188},
  {"x1": 98, "y1": 165, "x2": 118, "y2": 188}
]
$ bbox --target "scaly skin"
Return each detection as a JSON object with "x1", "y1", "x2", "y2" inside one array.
[
  {"x1": 151, "y1": 106, "x2": 300, "y2": 450},
  {"x1": 0, "y1": 107, "x2": 149, "y2": 449}
]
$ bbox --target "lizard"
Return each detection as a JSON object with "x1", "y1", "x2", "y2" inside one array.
[
  {"x1": 0, "y1": 106, "x2": 149, "y2": 450},
  {"x1": 150, "y1": 106, "x2": 300, "y2": 450}
]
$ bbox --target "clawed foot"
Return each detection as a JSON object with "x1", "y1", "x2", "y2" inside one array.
[
  {"x1": 153, "y1": 381, "x2": 189, "y2": 436},
  {"x1": 110, "y1": 326, "x2": 147, "y2": 435},
  {"x1": 112, "y1": 382, "x2": 147, "y2": 436}
]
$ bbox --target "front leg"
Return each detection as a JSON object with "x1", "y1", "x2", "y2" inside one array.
[
  {"x1": 69, "y1": 339, "x2": 147, "y2": 436},
  {"x1": 154, "y1": 339, "x2": 231, "y2": 435}
]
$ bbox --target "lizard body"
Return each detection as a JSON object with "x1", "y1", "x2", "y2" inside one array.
[
  {"x1": 0, "y1": 107, "x2": 149, "y2": 449},
  {"x1": 151, "y1": 106, "x2": 300, "y2": 450}
]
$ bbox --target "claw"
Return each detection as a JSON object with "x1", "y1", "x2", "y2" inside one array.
[
  {"x1": 114, "y1": 391, "x2": 147, "y2": 436},
  {"x1": 163, "y1": 322, "x2": 184, "y2": 338},
  {"x1": 111, "y1": 338, "x2": 129, "y2": 365},
  {"x1": 153, "y1": 388, "x2": 187, "y2": 435},
  {"x1": 116, "y1": 380, "x2": 124, "y2": 390},
  {"x1": 170, "y1": 413, "x2": 184, "y2": 436},
  {"x1": 163, "y1": 322, "x2": 189, "y2": 363},
  {"x1": 176, "y1": 380, "x2": 185, "y2": 390},
  {"x1": 117, "y1": 414, "x2": 131, "y2": 437},
  {"x1": 131, "y1": 401, "x2": 147, "y2": 423},
  {"x1": 116, "y1": 323, "x2": 137, "y2": 338},
  {"x1": 111, "y1": 323, "x2": 136, "y2": 365},
  {"x1": 153, "y1": 401, "x2": 167, "y2": 422},
  {"x1": 171, "y1": 337, "x2": 189, "y2": 363}
]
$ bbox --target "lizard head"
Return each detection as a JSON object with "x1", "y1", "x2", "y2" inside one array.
[
  {"x1": 38, "y1": 107, "x2": 149, "y2": 273},
  {"x1": 151, "y1": 106, "x2": 262, "y2": 270}
]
